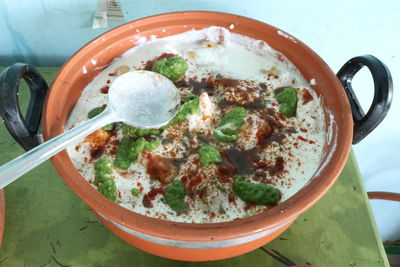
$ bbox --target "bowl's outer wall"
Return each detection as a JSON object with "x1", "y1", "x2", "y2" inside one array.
[
  {"x1": 42, "y1": 11, "x2": 352, "y2": 245},
  {"x1": 97, "y1": 213, "x2": 295, "y2": 261}
]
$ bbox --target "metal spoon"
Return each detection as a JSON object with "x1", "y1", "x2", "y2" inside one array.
[{"x1": 0, "y1": 70, "x2": 180, "y2": 188}]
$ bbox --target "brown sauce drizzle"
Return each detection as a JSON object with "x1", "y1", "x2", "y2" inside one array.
[
  {"x1": 227, "y1": 190, "x2": 237, "y2": 205},
  {"x1": 142, "y1": 195, "x2": 153, "y2": 208},
  {"x1": 269, "y1": 156, "x2": 285, "y2": 176},
  {"x1": 145, "y1": 187, "x2": 165, "y2": 201},
  {"x1": 259, "y1": 132, "x2": 286, "y2": 148},
  {"x1": 196, "y1": 135, "x2": 210, "y2": 144},
  {"x1": 302, "y1": 88, "x2": 314, "y2": 104},
  {"x1": 297, "y1": 136, "x2": 308, "y2": 142},
  {"x1": 108, "y1": 139, "x2": 120, "y2": 156},
  {"x1": 90, "y1": 146, "x2": 104, "y2": 160},
  {"x1": 188, "y1": 77, "x2": 215, "y2": 96},
  {"x1": 224, "y1": 148, "x2": 260, "y2": 175},
  {"x1": 253, "y1": 170, "x2": 267, "y2": 181},
  {"x1": 217, "y1": 154, "x2": 237, "y2": 181},
  {"x1": 189, "y1": 75, "x2": 241, "y2": 96},
  {"x1": 259, "y1": 109, "x2": 285, "y2": 130},
  {"x1": 214, "y1": 76, "x2": 240, "y2": 87},
  {"x1": 100, "y1": 85, "x2": 109, "y2": 94},
  {"x1": 217, "y1": 99, "x2": 266, "y2": 110},
  {"x1": 256, "y1": 120, "x2": 274, "y2": 147},
  {"x1": 259, "y1": 82, "x2": 268, "y2": 91},
  {"x1": 286, "y1": 127, "x2": 297, "y2": 134},
  {"x1": 174, "y1": 79, "x2": 189, "y2": 88}
]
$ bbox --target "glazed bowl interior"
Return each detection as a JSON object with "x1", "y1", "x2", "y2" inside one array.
[{"x1": 43, "y1": 11, "x2": 352, "y2": 242}]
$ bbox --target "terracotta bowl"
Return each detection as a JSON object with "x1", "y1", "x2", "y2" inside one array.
[{"x1": 0, "y1": 11, "x2": 392, "y2": 261}]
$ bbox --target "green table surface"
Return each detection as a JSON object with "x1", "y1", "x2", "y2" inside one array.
[{"x1": 0, "y1": 67, "x2": 389, "y2": 267}]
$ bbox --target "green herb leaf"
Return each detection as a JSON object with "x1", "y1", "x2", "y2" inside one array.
[
  {"x1": 152, "y1": 56, "x2": 188, "y2": 81},
  {"x1": 130, "y1": 137, "x2": 147, "y2": 161},
  {"x1": 168, "y1": 96, "x2": 199, "y2": 125},
  {"x1": 164, "y1": 180, "x2": 187, "y2": 213},
  {"x1": 131, "y1": 188, "x2": 140, "y2": 197},
  {"x1": 88, "y1": 106, "x2": 105, "y2": 119},
  {"x1": 94, "y1": 157, "x2": 113, "y2": 185},
  {"x1": 275, "y1": 87, "x2": 298, "y2": 118},
  {"x1": 198, "y1": 144, "x2": 222, "y2": 166},
  {"x1": 88, "y1": 106, "x2": 114, "y2": 130},
  {"x1": 215, "y1": 183, "x2": 226, "y2": 192},
  {"x1": 213, "y1": 107, "x2": 247, "y2": 143},
  {"x1": 121, "y1": 124, "x2": 160, "y2": 137},
  {"x1": 114, "y1": 136, "x2": 136, "y2": 169},
  {"x1": 144, "y1": 137, "x2": 161, "y2": 151},
  {"x1": 232, "y1": 176, "x2": 280, "y2": 205},
  {"x1": 114, "y1": 136, "x2": 161, "y2": 170},
  {"x1": 97, "y1": 178, "x2": 117, "y2": 201}
]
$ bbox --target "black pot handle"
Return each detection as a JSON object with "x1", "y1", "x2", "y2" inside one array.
[
  {"x1": 0, "y1": 63, "x2": 48, "y2": 151},
  {"x1": 337, "y1": 55, "x2": 393, "y2": 144}
]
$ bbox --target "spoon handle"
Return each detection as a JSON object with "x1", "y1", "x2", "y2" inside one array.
[{"x1": 0, "y1": 110, "x2": 116, "y2": 188}]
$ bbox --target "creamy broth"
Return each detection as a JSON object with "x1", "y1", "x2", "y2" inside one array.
[{"x1": 66, "y1": 27, "x2": 326, "y2": 223}]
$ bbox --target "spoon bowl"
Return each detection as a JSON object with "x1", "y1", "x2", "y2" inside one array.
[{"x1": 108, "y1": 70, "x2": 180, "y2": 128}]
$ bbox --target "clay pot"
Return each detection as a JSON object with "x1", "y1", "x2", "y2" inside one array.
[{"x1": 0, "y1": 11, "x2": 392, "y2": 261}]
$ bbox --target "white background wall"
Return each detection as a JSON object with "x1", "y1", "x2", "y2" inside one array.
[{"x1": 0, "y1": 0, "x2": 399, "y2": 241}]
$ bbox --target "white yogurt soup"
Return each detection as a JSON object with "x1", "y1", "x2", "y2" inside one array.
[{"x1": 66, "y1": 27, "x2": 326, "y2": 223}]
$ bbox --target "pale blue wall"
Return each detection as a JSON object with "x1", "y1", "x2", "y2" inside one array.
[
  {"x1": 1, "y1": 0, "x2": 400, "y2": 241},
  {"x1": 1, "y1": 0, "x2": 398, "y2": 67},
  {"x1": 1, "y1": 0, "x2": 288, "y2": 66}
]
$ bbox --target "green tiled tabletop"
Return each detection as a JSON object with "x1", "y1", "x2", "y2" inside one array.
[{"x1": 0, "y1": 67, "x2": 389, "y2": 266}]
